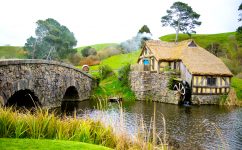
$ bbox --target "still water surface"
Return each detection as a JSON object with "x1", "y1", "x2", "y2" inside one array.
[{"x1": 62, "y1": 100, "x2": 242, "y2": 149}]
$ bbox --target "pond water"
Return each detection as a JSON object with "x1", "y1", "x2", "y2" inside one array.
[{"x1": 61, "y1": 100, "x2": 242, "y2": 150}]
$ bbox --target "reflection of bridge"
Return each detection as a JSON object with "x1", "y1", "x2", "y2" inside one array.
[{"x1": 0, "y1": 59, "x2": 95, "y2": 108}]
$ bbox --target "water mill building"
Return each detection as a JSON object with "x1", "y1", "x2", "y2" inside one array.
[{"x1": 130, "y1": 40, "x2": 233, "y2": 104}]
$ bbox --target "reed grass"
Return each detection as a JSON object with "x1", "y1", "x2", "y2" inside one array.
[{"x1": 92, "y1": 100, "x2": 170, "y2": 150}]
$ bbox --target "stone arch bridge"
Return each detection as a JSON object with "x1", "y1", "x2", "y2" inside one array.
[{"x1": 0, "y1": 59, "x2": 95, "y2": 108}]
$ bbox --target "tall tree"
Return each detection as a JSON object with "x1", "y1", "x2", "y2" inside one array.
[
  {"x1": 236, "y1": 3, "x2": 242, "y2": 43},
  {"x1": 138, "y1": 25, "x2": 151, "y2": 34},
  {"x1": 161, "y1": 2, "x2": 201, "y2": 42},
  {"x1": 24, "y1": 18, "x2": 77, "y2": 60},
  {"x1": 238, "y1": 2, "x2": 242, "y2": 21}
]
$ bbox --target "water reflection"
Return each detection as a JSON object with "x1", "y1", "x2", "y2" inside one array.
[{"x1": 61, "y1": 100, "x2": 242, "y2": 150}]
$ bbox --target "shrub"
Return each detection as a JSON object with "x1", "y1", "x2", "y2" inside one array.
[
  {"x1": 97, "y1": 48, "x2": 122, "y2": 60},
  {"x1": 118, "y1": 64, "x2": 131, "y2": 86},
  {"x1": 81, "y1": 46, "x2": 97, "y2": 57},
  {"x1": 167, "y1": 75, "x2": 176, "y2": 90},
  {"x1": 98, "y1": 65, "x2": 114, "y2": 80},
  {"x1": 67, "y1": 53, "x2": 82, "y2": 66},
  {"x1": 79, "y1": 55, "x2": 100, "y2": 66},
  {"x1": 236, "y1": 72, "x2": 242, "y2": 79}
]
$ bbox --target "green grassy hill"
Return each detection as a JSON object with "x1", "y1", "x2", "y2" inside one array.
[
  {"x1": 88, "y1": 50, "x2": 140, "y2": 71},
  {"x1": 0, "y1": 46, "x2": 27, "y2": 59},
  {"x1": 77, "y1": 43, "x2": 118, "y2": 52},
  {"x1": 160, "y1": 32, "x2": 236, "y2": 46}
]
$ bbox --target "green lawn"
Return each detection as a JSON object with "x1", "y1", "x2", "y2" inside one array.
[
  {"x1": 77, "y1": 43, "x2": 118, "y2": 52},
  {"x1": 0, "y1": 138, "x2": 112, "y2": 150},
  {"x1": 231, "y1": 77, "x2": 242, "y2": 100},
  {"x1": 0, "y1": 46, "x2": 27, "y2": 59}
]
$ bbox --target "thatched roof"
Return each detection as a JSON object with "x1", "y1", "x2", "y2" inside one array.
[{"x1": 140, "y1": 39, "x2": 233, "y2": 76}]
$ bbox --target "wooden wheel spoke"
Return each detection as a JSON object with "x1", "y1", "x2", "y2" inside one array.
[{"x1": 173, "y1": 85, "x2": 178, "y2": 90}]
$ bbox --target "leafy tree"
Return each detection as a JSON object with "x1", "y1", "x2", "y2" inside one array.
[
  {"x1": 236, "y1": 3, "x2": 242, "y2": 44},
  {"x1": 138, "y1": 25, "x2": 151, "y2": 34},
  {"x1": 238, "y1": 3, "x2": 242, "y2": 21},
  {"x1": 161, "y1": 2, "x2": 201, "y2": 42},
  {"x1": 24, "y1": 18, "x2": 77, "y2": 60},
  {"x1": 81, "y1": 46, "x2": 97, "y2": 57}
]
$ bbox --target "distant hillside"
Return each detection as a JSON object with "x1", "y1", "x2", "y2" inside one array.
[
  {"x1": 160, "y1": 32, "x2": 236, "y2": 49},
  {"x1": 0, "y1": 46, "x2": 27, "y2": 59},
  {"x1": 77, "y1": 43, "x2": 118, "y2": 52}
]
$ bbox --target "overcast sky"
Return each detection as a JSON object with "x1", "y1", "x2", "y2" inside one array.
[{"x1": 0, "y1": 0, "x2": 241, "y2": 47}]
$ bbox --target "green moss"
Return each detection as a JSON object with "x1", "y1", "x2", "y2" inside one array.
[
  {"x1": 0, "y1": 138, "x2": 112, "y2": 150},
  {"x1": 231, "y1": 77, "x2": 242, "y2": 100}
]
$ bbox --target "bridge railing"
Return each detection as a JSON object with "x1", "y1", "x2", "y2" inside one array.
[{"x1": 0, "y1": 59, "x2": 94, "y2": 79}]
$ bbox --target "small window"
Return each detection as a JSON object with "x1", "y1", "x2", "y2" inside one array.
[
  {"x1": 207, "y1": 77, "x2": 216, "y2": 86},
  {"x1": 143, "y1": 59, "x2": 149, "y2": 65}
]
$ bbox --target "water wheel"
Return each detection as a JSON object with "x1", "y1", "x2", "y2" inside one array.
[
  {"x1": 173, "y1": 82, "x2": 186, "y2": 101},
  {"x1": 173, "y1": 81, "x2": 191, "y2": 103}
]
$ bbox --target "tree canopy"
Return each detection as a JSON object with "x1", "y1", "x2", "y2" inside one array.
[
  {"x1": 239, "y1": 2, "x2": 242, "y2": 21},
  {"x1": 161, "y1": 1, "x2": 201, "y2": 42},
  {"x1": 138, "y1": 25, "x2": 151, "y2": 34},
  {"x1": 236, "y1": 3, "x2": 242, "y2": 44},
  {"x1": 24, "y1": 18, "x2": 77, "y2": 60}
]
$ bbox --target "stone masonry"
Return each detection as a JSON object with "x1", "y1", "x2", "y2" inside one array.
[
  {"x1": 130, "y1": 71, "x2": 180, "y2": 104},
  {"x1": 0, "y1": 59, "x2": 95, "y2": 108}
]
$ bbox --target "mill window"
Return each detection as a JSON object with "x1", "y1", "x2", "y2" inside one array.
[{"x1": 207, "y1": 77, "x2": 216, "y2": 86}]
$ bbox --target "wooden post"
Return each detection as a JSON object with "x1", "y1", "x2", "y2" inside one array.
[{"x1": 157, "y1": 61, "x2": 160, "y2": 73}]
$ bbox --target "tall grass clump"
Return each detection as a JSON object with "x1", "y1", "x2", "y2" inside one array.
[
  {"x1": 98, "y1": 65, "x2": 114, "y2": 80},
  {"x1": 0, "y1": 107, "x2": 118, "y2": 148},
  {"x1": 118, "y1": 63, "x2": 131, "y2": 86}
]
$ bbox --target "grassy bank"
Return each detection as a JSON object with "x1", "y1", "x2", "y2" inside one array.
[
  {"x1": 0, "y1": 138, "x2": 112, "y2": 150},
  {"x1": 231, "y1": 77, "x2": 242, "y2": 100},
  {"x1": 92, "y1": 75, "x2": 136, "y2": 101}
]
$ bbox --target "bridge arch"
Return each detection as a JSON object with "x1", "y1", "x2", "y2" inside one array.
[
  {"x1": 61, "y1": 86, "x2": 80, "y2": 112},
  {"x1": 5, "y1": 89, "x2": 41, "y2": 108},
  {"x1": 63, "y1": 86, "x2": 80, "y2": 101}
]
